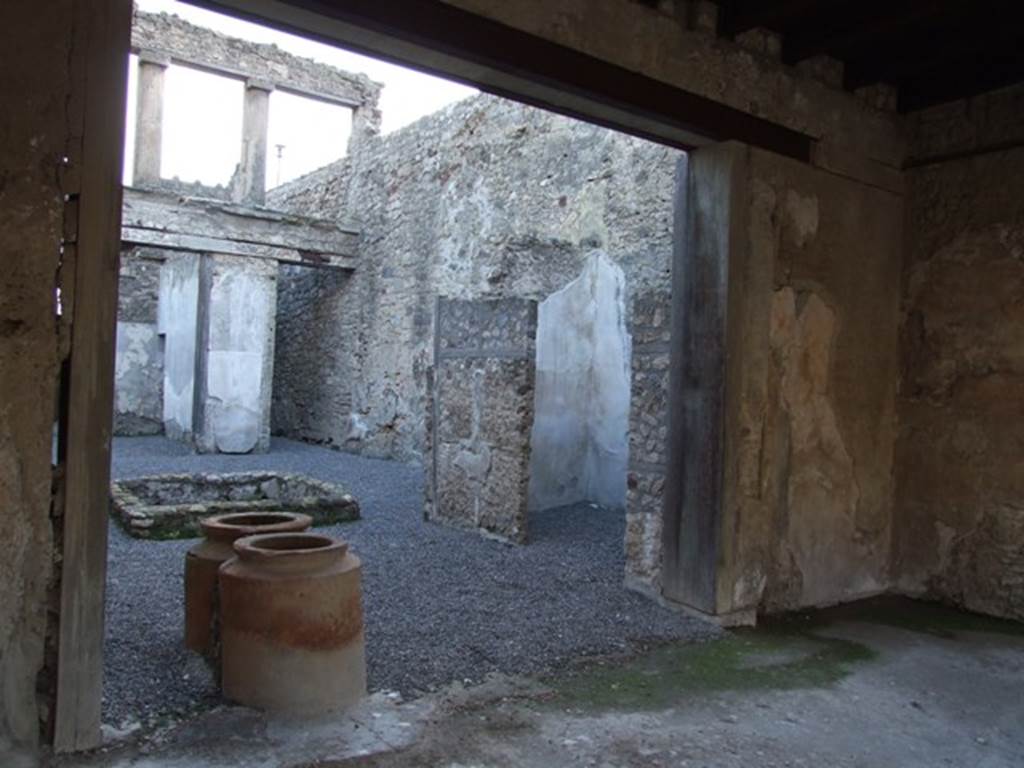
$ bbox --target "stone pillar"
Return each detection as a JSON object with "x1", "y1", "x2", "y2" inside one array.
[
  {"x1": 133, "y1": 50, "x2": 170, "y2": 185},
  {"x1": 233, "y1": 79, "x2": 273, "y2": 206},
  {"x1": 192, "y1": 255, "x2": 277, "y2": 454},
  {"x1": 424, "y1": 297, "x2": 537, "y2": 543},
  {"x1": 347, "y1": 102, "x2": 381, "y2": 155}
]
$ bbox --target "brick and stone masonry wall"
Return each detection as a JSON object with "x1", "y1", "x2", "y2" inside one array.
[
  {"x1": 425, "y1": 297, "x2": 537, "y2": 543},
  {"x1": 894, "y1": 83, "x2": 1024, "y2": 620},
  {"x1": 268, "y1": 94, "x2": 680, "y2": 463},
  {"x1": 269, "y1": 94, "x2": 679, "y2": 586},
  {"x1": 114, "y1": 248, "x2": 164, "y2": 435},
  {"x1": 624, "y1": 291, "x2": 672, "y2": 592},
  {"x1": 272, "y1": 265, "x2": 357, "y2": 444}
]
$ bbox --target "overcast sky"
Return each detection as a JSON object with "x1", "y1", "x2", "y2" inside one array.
[{"x1": 126, "y1": 0, "x2": 477, "y2": 188}]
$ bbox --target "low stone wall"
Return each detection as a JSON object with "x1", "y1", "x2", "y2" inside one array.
[{"x1": 111, "y1": 471, "x2": 359, "y2": 539}]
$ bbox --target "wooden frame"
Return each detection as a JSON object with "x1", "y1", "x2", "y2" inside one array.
[
  {"x1": 54, "y1": 0, "x2": 132, "y2": 752},
  {"x1": 55, "y1": 0, "x2": 822, "y2": 750}
]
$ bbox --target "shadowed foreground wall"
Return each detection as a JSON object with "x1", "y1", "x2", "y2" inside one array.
[
  {"x1": 665, "y1": 142, "x2": 903, "y2": 619},
  {"x1": 0, "y1": 2, "x2": 73, "y2": 761},
  {"x1": 895, "y1": 84, "x2": 1024, "y2": 620}
]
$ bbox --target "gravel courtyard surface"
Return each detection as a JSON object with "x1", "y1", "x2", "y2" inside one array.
[{"x1": 105, "y1": 436, "x2": 719, "y2": 727}]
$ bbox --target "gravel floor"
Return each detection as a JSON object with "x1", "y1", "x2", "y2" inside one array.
[{"x1": 105, "y1": 436, "x2": 720, "y2": 727}]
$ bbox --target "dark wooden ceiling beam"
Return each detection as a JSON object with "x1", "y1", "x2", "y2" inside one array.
[
  {"x1": 719, "y1": 0, "x2": 824, "y2": 37},
  {"x1": 845, "y1": 22, "x2": 1024, "y2": 91},
  {"x1": 898, "y1": 52, "x2": 1024, "y2": 111},
  {"x1": 781, "y1": 1, "x2": 967, "y2": 64}
]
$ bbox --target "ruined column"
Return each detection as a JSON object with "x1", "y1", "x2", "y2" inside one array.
[
  {"x1": 133, "y1": 50, "x2": 170, "y2": 185},
  {"x1": 233, "y1": 79, "x2": 273, "y2": 206}
]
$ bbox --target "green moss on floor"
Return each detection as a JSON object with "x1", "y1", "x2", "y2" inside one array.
[
  {"x1": 547, "y1": 627, "x2": 875, "y2": 713},
  {"x1": 546, "y1": 597, "x2": 1023, "y2": 714}
]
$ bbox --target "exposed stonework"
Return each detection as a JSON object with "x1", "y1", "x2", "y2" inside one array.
[
  {"x1": 624, "y1": 291, "x2": 672, "y2": 592},
  {"x1": 894, "y1": 83, "x2": 1024, "y2": 620},
  {"x1": 270, "y1": 94, "x2": 679, "y2": 462},
  {"x1": 111, "y1": 471, "x2": 359, "y2": 539},
  {"x1": 115, "y1": 250, "x2": 163, "y2": 435},
  {"x1": 131, "y1": 9, "x2": 382, "y2": 111},
  {"x1": 271, "y1": 266, "x2": 357, "y2": 446},
  {"x1": 424, "y1": 298, "x2": 537, "y2": 543}
]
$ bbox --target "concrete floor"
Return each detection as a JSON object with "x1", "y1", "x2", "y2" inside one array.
[{"x1": 61, "y1": 597, "x2": 1024, "y2": 767}]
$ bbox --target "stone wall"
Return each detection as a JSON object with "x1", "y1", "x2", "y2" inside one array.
[
  {"x1": 624, "y1": 290, "x2": 673, "y2": 593},
  {"x1": 269, "y1": 94, "x2": 680, "y2": 462},
  {"x1": 425, "y1": 297, "x2": 537, "y2": 543},
  {"x1": 272, "y1": 265, "x2": 357, "y2": 445},
  {"x1": 114, "y1": 250, "x2": 163, "y2": 435},
  {"x1": 893, "y1": 84, "x2": 1024, "y2": 620}
]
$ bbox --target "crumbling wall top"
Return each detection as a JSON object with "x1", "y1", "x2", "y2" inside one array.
[{"x1": 132, "y1": 8, "x2": 382, "y2": 109}]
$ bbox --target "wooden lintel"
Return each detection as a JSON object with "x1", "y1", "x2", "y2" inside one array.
[
  {"x1": 121, "y1": 187, "x2": 358, "y2": 269},
  {"x1": 121, "y1": 227, "x2": 357, "y2": 270}
]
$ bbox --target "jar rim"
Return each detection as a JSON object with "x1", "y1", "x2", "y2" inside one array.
[
  {"x1": 233, "y1": 532, "x2": 348, "y2": 561},
  {"x1": 200, "y1": 511, "x2": 312, "y2": 541}
]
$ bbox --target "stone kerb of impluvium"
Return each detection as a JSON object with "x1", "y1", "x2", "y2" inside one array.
[{"x1": 109, "y1": 471, "x2": 360, "y2": 539}]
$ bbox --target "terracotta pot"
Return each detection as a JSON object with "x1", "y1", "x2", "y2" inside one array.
[
  {"x1": 218, "y1": 532, "x2": 366, "y2": 714},
  {"x1": 184, "y1": 511, "x2": 312, "y2": 656}
]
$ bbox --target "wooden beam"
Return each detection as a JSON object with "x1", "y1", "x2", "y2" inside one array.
[
  {"x1": 845, "y1": 23, "x2": 1024, "y2": 92},
  {"x1": 719, "y1": 0, "x2": 825, "y2": 36},
  {"x1": 194, "y1": 0, "x2": 814, "y2": 162},
  {"x1": 54, "y1": 0, "x2": 131, "y2": 753},
  {"x1": 122, "y1": 227, "x2": 356, "y2": 269},
  {"x1": 781, "y1": 1, "x2": 965, "y2": 64},
  {"x1": 121, "y1": 187, "x2": 358, "y2": 269}
]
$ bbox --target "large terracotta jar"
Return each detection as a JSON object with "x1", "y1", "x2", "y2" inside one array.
[
  {"x1": 219, "y1": 532, "x2": 366, "y2": 714},
  {"x1": 184, "y1": 512, "x2": 312, "y2": 656}
]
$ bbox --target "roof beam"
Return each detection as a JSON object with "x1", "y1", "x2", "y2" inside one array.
[
  {"x1": 782, "y1": 1, "x2": 965, "y2": 64},
  {"x1": 121, "y1": 187, "x2": 359, "y2": 269},
  {"x1": 719, "y1": 0, "x2": 824, "y2": 37}
]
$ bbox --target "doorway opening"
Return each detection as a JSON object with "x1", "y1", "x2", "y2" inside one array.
[{"x1": 52, "y1": 0, "x2": 786, "y2": 751}]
